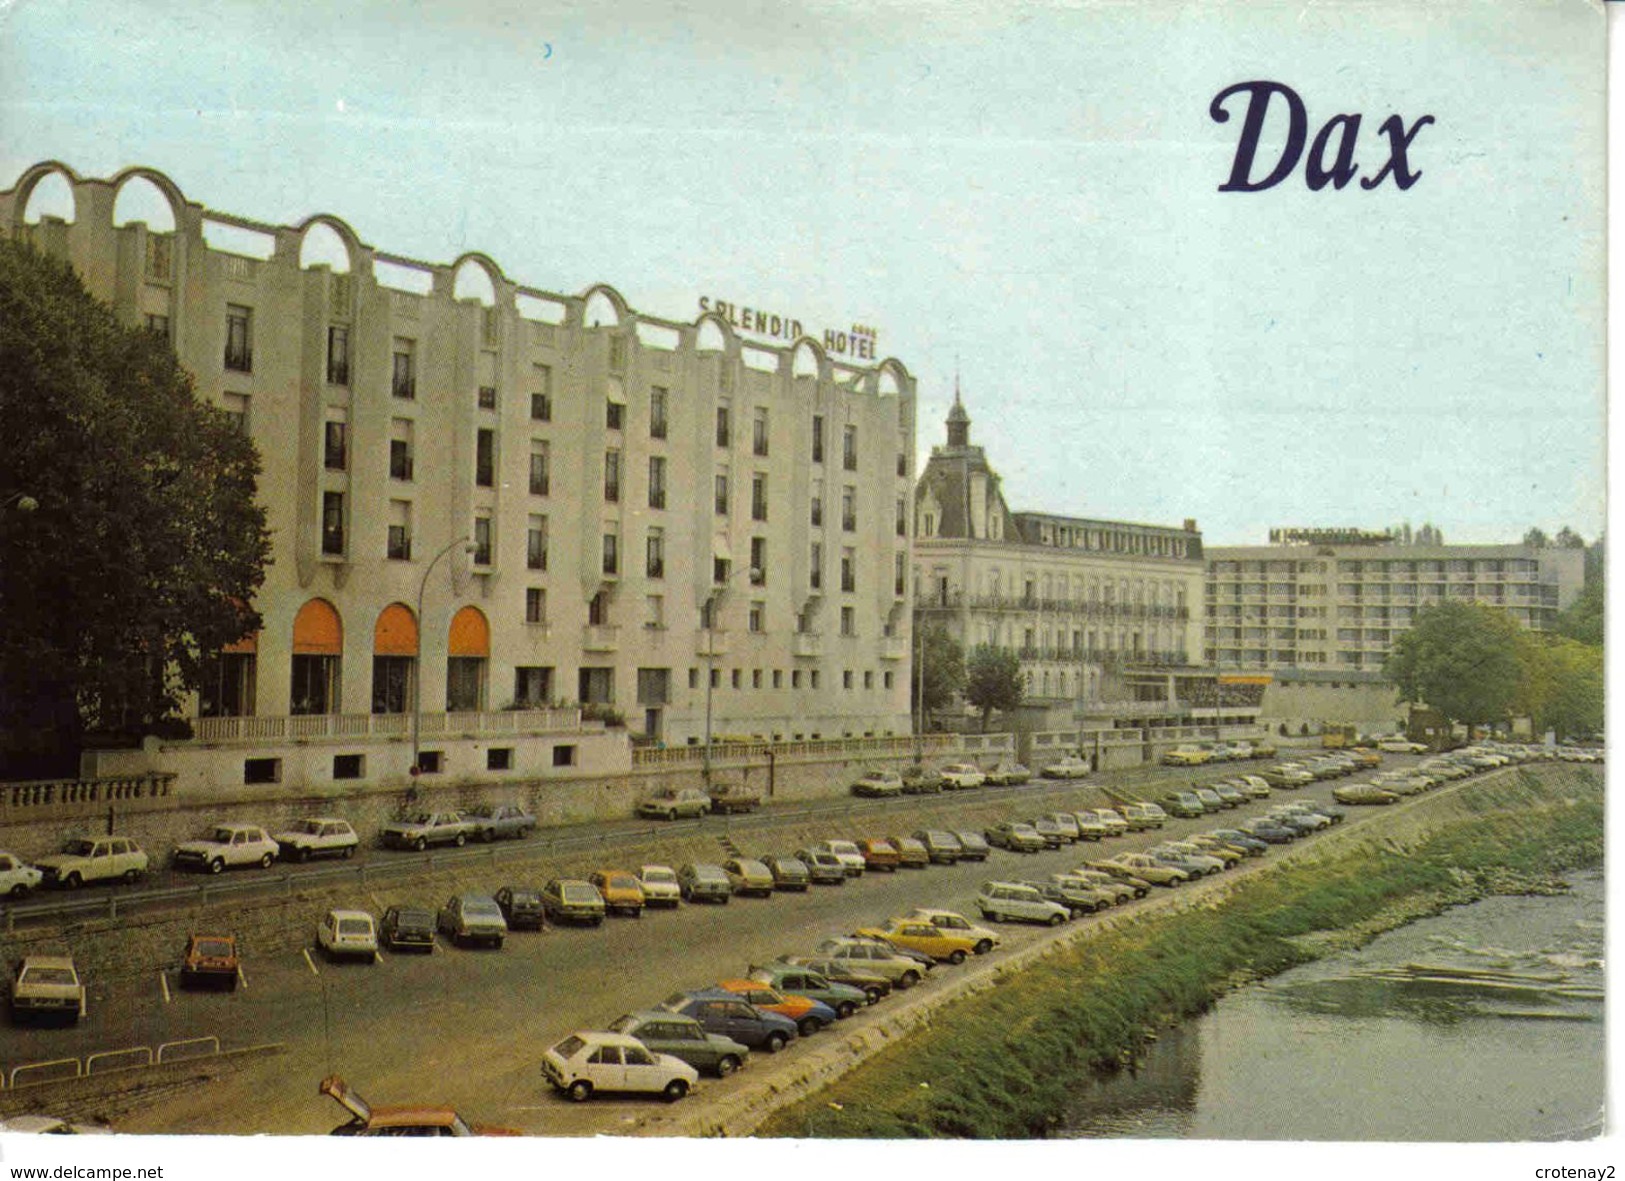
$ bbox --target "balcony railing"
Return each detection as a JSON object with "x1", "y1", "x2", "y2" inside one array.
[
  {"x1": 191, "y1": 707, "x2": 584, "y2": 745},
  {"x1": 916, "y1": 593, "x2": 1190, "y2": 621}
]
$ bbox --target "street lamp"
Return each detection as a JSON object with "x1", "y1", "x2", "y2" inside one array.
[
  {"x1": 701, "y1": 566, "x2": 761, "y2": 786},
  {"x1": 410, "y1": 535, "x2": 475, "y2": 778}
]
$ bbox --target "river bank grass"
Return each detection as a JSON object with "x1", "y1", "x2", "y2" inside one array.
[{"x1": 757, "y1": 765, "x2": 1604, "y2": 1139}]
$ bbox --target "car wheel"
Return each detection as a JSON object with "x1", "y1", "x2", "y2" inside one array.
[
  {"x1": 454, "y1": 833, "x2": 467, "y2": 848},
  {"x1": 974, "y1": 939, "x2": 993, "y2": 955},
  {"x1": 680, "y1": 886, "x2": 692, "y2": 902},
  {"x1": 797, "y1": 1017, "x2": 822, "y2": 1037},
  {"x1": 764, "y1": 1032, "x2": 789, "y2": 1054},
  {"x1": 259, "y1": 853, "x2": 274, "y2": 869},
  {"x1": 209, "y1": 858, "x2": 225, "y2": 875},
  {"x1": 1047, "y1": 913, "x2": 1065, "y2": 927},
  {"x1": 121, "y1": 869, "x2": 141, "y2": 884},
  {"x1": 899, "y1": 970, "x2": 920, "y2": 988},
  {"x1": 566, "y1": 1080, "x2": 593, "y2": 1102},
  {"x1": 663, "y1": 1079, "x2": 690, "y2": 1103},
  {"x1": 297, "y1": 848, "x2": 312, "y2": 863},
  {"x1": 8, "y1": 883, "x2": 26, "y2": 898},
  {"x1": 591, "y1": 917, "x2": 603, "y2": 928},
  {"x1": 836, "y1": 1000, "x2": 858, "y2": 1019},
  {"x1": 413, "y1": 837, "x2": 428, "y2": 852},
  {"x1": 947, "y1": 950, "x2": 967, "y2": 966},
  {"x1": 342, "y1": 846, "x2": 355, "y2": 859}
]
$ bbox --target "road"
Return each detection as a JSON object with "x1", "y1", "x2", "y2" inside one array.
[{"x1": 0, "y1": 753, "x2": 1425, "y2": 1136}]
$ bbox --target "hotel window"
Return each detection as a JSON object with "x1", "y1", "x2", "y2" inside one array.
[
  {"x1": 478, "y1": 385, "x2": 498, "y2": 410},
  {"x1": 749, "y1": 538, "x2": 767, "y2": 584},
  {"x1": 749, "y1": 602, "x2": 765, "y2": 633},
  {"x1": 810, "y1": 543, "x2": 823, "y2": 590},
  {"x1": 648, "y1": 456, "x2": 666, "y2": 509},
  {"x1": 812, "y1": 416, "x2": 825, "y2": 464},
  {"x1": 389, "y1": 431, "x2": 413, "y2": 481},
  {"x1": 841, "y1": 549, "x2": 855, "y2": 593},
  {"x1": 864, "y1": 671, "x2": 874, "y2": 689},
  {"x1": 810, "y1": 494, "x2": 823, "y2": 527},
  {"x1": 753, "y1": 407, "x2": 769, "y2": 456},
  {"x1": 650, "y1": 387, "x2": 668, "y2": 439},
  {"x1": 224, "y1": 304, "x2": 252, "y2": 372},
  {"x1": 714, "y1": 473, "x2": 729, "y2": 516},
  {"x1": 475, "y1": 429, "x2": 495, "y2": 487},
  {"x1": 386, "y1": 500, "x2": 411, "y2": 560},
  {"x1": 896, "y1": 451, "x2": 907, "y2": 478},
  {"x1": 751, "y1": 474, "x2": 768, "y2": 522},
  {"x1": 772, "y1": 670, "x2": 782, "y2": 689},
  {"x1": 646, "y1": 595, "x2": 665, "y2": 629},
  {"x1": 646, "y1": 529, "x2": 665, "y2": 578},
  {"x1": 525, "y1": 587, "x2": 547, "y2": 625},
  {"x1": 326, "y1": 326, "x2": 350, "y2": 386},
  {"x1": 323, "y1": 420, "x2": 347, "y2": 471},
  {"x1": 321, "y1": 491, "x2": 345, "y2": 556},
  {"x1": 604, "y1": 449, "x2": 621, "y2": 502},
  {"x1": 606, "y1": 398, "x2": 624, "y2": 431},
  {"x1": 602, "y1": 532, "x2": 619, "y2": 577},
  {"x1": 894, "y1": 552, "x2": 906, "y2": 596},
  {"x1": 530, "y1": 365, "x2": 553, "y2": 421},
  {"x1": 841, "y1": 607, "x2": 855, "y2": 636},
  {"x1": 514, "y1": 666, "x2": 552, "y2": 706},
  {"x1": 472, "y1": 516, "x2": 492, "y2": 566},
  {"x1": 589, "y1": 591, "x2": 610, "y2": 626},
  {"x1": 843, "y1": 670, "x2": 853, "y2": 689},
  {"x1": 222, "y1": 392, "x2": 249, "y2": 435},
  {"x1": 144, "y1": 233, "x2": 173, "y2": 281},
  {"x1": 529, "y1": 443, "x2": 550, "y2": 495},
  {"x1": 842, "y1": 488, "x2": 856, "y2": 531},
  {"x1": 145, "y1": 312, "x2": 170, "y2": 339},
  {"x1": 480, "y1": 307, "x2": 499, "y2": 348},
  {"x1": 895, "y1": 497, "x2": 907, "y2": 536},
  {"x1": 842, "y1": 424, "x2": 857, "y2": 471},
  {"x1": 527, "y1": 516, "x2": 548, "y2": 571},
  {"x1": 392, "y1": 338, "x2": 416, "y2": 399},
  {"x1": 716, "y1": 406, "x2": 731, "y2": 447}
]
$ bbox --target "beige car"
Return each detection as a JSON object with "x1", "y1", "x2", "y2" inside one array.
[{"x1": 11, "y1": 955, "x2": 86, "y2": 1022}]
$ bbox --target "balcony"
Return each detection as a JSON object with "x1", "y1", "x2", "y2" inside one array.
[
  {"x1": 879, "y1": 635, "x2": 905, "y2": 661},
  {"x1": 582, "y1": 624, "x2": 621, "y2": 652},
  {"x1": 191, "y1": 706, "x2": 584, "y2": 745},
  {"x1": 698, "y1": 629, "x2": 730, "y2": 658},
  {"x1": 792, "y1": 632, "x2": 823, "y2": 658}
]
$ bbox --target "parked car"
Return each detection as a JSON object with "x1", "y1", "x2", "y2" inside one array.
[
  {"x1": 907, "y1": 908, "x2": 1002, "y2": 954},
  {"x1": 705, "y1": 780, "x2": 762, "y2": 814},
  {"x1": 953, "y1": 830, "x2": 992, "y2": 861},
  {"x1": 1261, "y1": 765, "x2": 1314, "y2": 788},
  {"x1": 1031, "y1": 815, "x2": 1071, "y2": 847},
  {"x1": 939, "y1": 763, "x2": 987, "y2": 790},
  {"x1": 976, "y1": 881, "x2": 1070, "y2": 926},
  {"x1": 911, "y1": 830, "x2": 964, "y2": 864},
  {"x1": 11, "y1": 955, "x2": 85, "y2": 1023},
  {"x1": 272, "y1": 817, "x2": 359, "y2": 862},
  {"x1": 900, "y1": 764, "x2": 945, "y2": 794},
  {"x1": 985, "y1": 821, "x2": 1046, "y2": 852},
  {"x1": 779, "y1": 955, "x2": 892, "y2": 1004},
  {"x1": 180, "y1": 934, "x2": 240, "y2": 990},
  {"x1": 1073, "y1": 815, "x2": 1112, "y2": 844},
  {"x1": 660, "y1": 989, "x2": 799, "y2": 1053},
  {"x1": 637, "y1": 864, "x2": 683, "y2": 907},
  {"x1": 1207, "y1": 828, "x2": 1269, "y2": 856},
  {"x1": 466, "y1": 803, "x2": 536, "y2": 841},
  {"x1": 1161, "y1": 792, "x2": 1205, "y2": 819},
  {"x1": 0, "y1": 851, "x2": 42, "y2": 898},
  {"x1": 761, "y1": 854, "x2": 811, "y2": 891},
  {"x1": 589, "y1": 869, "x2": 647, "y2": 916},
  {"x1": 36, "y1": 835, "x2": 148, "y2": 888},
  {"x1": 1057, "y1": 869, "x2": 1139, "y2": 903},
  {"x1": 1042, "y1": 755, "x2": 1091, "y2": 779},
  {"x1": 812, "y1": 937, "x2": 928, "y2": 988},
  {"x1": 1148, "y1": 842, "x2": 1226, "y2": 876},
  {"x1": 1026, "y1": 877, "x2": 1111, "y2": 916},
  {"x1": 317, "y1": 909, "x2": 378, "y2": 960},
  {"x1": 1040, "y1": 812, "x2": 1082, "y2": 842},
  {"x1": 1184, "y1": 835, "x2": 1246, "y2": 865},
  {"x1": 493, "y1": 886, "x2": 547, "y2": 930},
  {"x1": 541, "y1": 879, "x2": 608, "y2": 925},
  {"x1": 607, "y1": 1010, "x2": 750, "y2": 1077},
  {"x1": 379, "y1": 811, "x2": 474, "y2": 851},
  {"x1": 888, "y1": 836, "x2": 931, "y2": 868},
  {"x1": 1378, "y1": 737, "x2": 1428, "y2": 754},
  {"x1": 985, "y1": 761, "x2": 1033, "y2": 786},
  {"x1": 1089, "y1": 853, "x2": 1188, "y2": 887},
  {"x1": 1209, "y1": 783, "x2": 1248, "y2": 808},
  {"x1": 808, "y1": 839, "x2": 867, "y2": 877},
  {"x1": 1237, "y1": 817, "x2": 1298, "y2": 844},
  {"x1": 856, "y1": 838, "x2": 902, "y2": 872},
  {"x1": 1081, "y1": 808, "x2": 1130, "y2": 838},
  {"x1": 722, "y1": 858, "x2": 776, "y2": 898},
  {"x1": 173, "y1": 824, "x2": 280, "y2": 874},
  {"x1": 637, "y1": 787, "x2": 712, "y2": 820},
  {"x1": 1162, "y1": 746, "x2": 1211, "y2": 766},
  {"x1": 380, "y1": 905, "x2": 438, "y2": 952},
  {"x1": 717, "y1": 980, "x2": 837, "y2": 1036},
  {"x1": 676, "y1": 863, "x2": 733, "y2": 904},
  {"x1": 857, "y1": 918, "x2": 978, "y2": 965},
  {"x1": 437, "y1": 894, "x2": 507, "y2": 948},
  {"x1": 1232, "y1": 775, "x2": 1273, "y2": 799},
  {"x1": 1120, "y1": 802, "x2": 1167, "y2": 830},
  {"x1": 1191, "y1": 787, "x2": 1226, "y2": 813},
  {"x1": 794, "y1": 848, "x2": 849, "y2": 885},
  {"x1": 320, "y1": 1075, "x2": 517, "y2": 1136},
  {"x1": 746, "y1": 963, "x2": 866, "y2": 1018},
  {"x1": 850, "y1": 769, "x2": 904, "y2": 798},
  {"x1": 541, "y1": 1031, "x2": 699, "y2": 1103}
]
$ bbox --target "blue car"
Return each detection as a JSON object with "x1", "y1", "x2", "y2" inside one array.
[{"x1": 659, "y1": 989, "x2": 800, "y2": 1054}]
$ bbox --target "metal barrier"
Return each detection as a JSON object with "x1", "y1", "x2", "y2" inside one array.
[
  {"x1": 86, "y1": 1046, "x2": 153, "y2": 1074},
  {"x1": 156, "y1": 1036, "x2": 219, "y2": 1063},
  {"x1": 8, "y1": 1058, "x2": 81, "y2": 1088}
]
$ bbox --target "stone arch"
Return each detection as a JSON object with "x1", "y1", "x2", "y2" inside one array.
[
  {"x1": 17, "y1": 162, "x2": 78, "y2": 225},
  {"x1": 790, "y1": 337, "x2": 827, "y2": 379},
  {"x1": 694, "y1": 313, "x2": 731, "y2": 353},
  {"x1": 373, "y1": 603, "x2": 419, "y2": 655},
  {"x1": 452, "y1": 254, "x2": 503, "y2": 306},
  {"x1": 297, "y1": 216, "x2": 360, "y2": 273},
  {"x1": 292, "y1": 598, "x2": 343, "y2": 654},
  {"x1": 448, "y1": 605, "x2": 490, "y2": 657},
  {"x1": 875, "y1": 357, "x2": 910, "y2": 397},
  {"x1": 111, "y1": 172, "x2": 179, "y2": 232},
  {"x1": 582, "y1": 283, "x2": 628, "y2": 328}
]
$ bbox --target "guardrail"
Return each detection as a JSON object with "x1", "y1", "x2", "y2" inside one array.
[{"x1": 5, "y1": 1037, "x2": 261, "y2": 1091}]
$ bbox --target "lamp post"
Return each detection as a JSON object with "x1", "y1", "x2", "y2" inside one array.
[
  {"x1": 410, "y1": 536, "x2": 474, "y2": 778},
  {"x1": 701, "y1": 566, "x2": 760, "y2": 786}
]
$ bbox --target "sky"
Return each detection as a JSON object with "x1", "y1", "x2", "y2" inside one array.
[{"x1": 0, "y1": 0, "x2": 1606, "y2": 551}]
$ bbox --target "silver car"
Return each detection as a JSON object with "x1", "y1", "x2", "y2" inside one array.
[{"x1": 437, "y1": 894, "x2": 508, "y2": 948}]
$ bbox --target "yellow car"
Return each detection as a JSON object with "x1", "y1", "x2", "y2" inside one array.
[
  {"x1": 855, "y1": 918, "x2": 978, "y2": 965},
  {"x1": 1161, "y1": 746, "x2": 1211, "y2": 767},
  {"x1": 1186, "y1": 836, "x2": 1246, "y2": 865},
  {"x1": 588, "y1": 869, "x2": 646, "y2": 917}
]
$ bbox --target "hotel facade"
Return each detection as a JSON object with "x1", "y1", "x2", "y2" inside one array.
[{"x1": 3, "y1": 162, "x2": 915, "y2": 788}]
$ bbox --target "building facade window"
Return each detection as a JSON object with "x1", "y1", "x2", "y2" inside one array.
[
  {"x1": 650, "y1": 387, "x2": 668, "y2": 439},
  {"x1": 750, "y1": 537, "x2": 767, "y2": 584},
  {"x1": 606, "y1": 399, "x2": 623, "y2": 431},
  {"x1": 529, "y1": 444, "x2": 550, "y2": 496},
  {"x1": 646, "y1": 529, "x2": 665, "y2": 578},
  {"x1": 515, "y1": 666, "x2": 552, "y2": 706},
  {"x1": 392, "y1": 338, "x2": 416, "y2": 399},
  {"x1": 478, "y1": 385, "x2": 498, "y2": 410},
  {"x1": 372, "y1": 656, "x2": 414, "y2": 715},
  {"x1": 224, "y1": 304, "x2": 252, "y2": 372},
  {"x1": 648, "y1": 456, "x2": 666, "y2": 509},
  {"x1": 843, "y1": 424, "x2": 857, "y2": 470},
  {"x1": 326, "y1": 326, "x2": 350, "y2": 386},
  {"x1": 526, "y1": 516, "x2": 548, "y2": 570},
  {"x1": 811, "y1": 415, "x2": 824, "y2": 464},
  {"x1": 841, "y1": 606, "x2": 855, "y2": 636},
  {"x1": 716, "y1": 406, "x2": 730, "y2": 447},
  {"x1": 753, "y1": 407, "x2": 769, "y2": 456},
  {"x1": 714, "y1": 474, "x2": 729, "y2": 515},
  {"x1": 390, "y1": 436, "x2": 414, "y2": 482},
  {"x1": 321, "y1": 491, "x2": 345, "y2": 556},
  {"x1": 473, "y1": 516, "x2": 492, "y2": 566},
  {"x1": 530, "y1": 368, "x2": 552, "y2": 421},
  {"x1": 841, "y1": 549, "x2": 855, "y2": 593},
  {"x1": 604, "y1": 449, "x2": 621, "y2": 502},
  {"x1": 751, "y1": 473, "x2": 768, "y2": 521},
  {"x1": 525, "y1": 587, "x2": 547, "y2": 624},
  {"x1": 475, "y1": 429, "x2": 495, "y2": 487},
  {"x1": 810, "y1": 495, "x2": 822, "y2": 527},
  {"x1": 842, "y1": 487, "x2": 856, "y2": 531},
  {"x1": 602, "y1": 532, "x2": 619, "y2": 576},
  {"x1": 323, "y1": 420, "x2": 347, "y2": 471},
  {"x1": 446, "y1": 658, "x2": 486, "y2": 712},
  {"x1": 198, "y1": 653, "x2": 256, "y2": 718},
  {"x1": 810, "y1": 542, "x2": 823, "y2": 590}
]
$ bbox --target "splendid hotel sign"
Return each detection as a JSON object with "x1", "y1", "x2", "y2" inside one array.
[{"x1": 698, "y1": 296, "x2": 879, "y2": 361}]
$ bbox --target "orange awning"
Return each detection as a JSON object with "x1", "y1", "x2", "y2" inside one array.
[
  {"x1": 448, "y1": 606, "x2": 489, "y2": 658},
  {"x1": 292, "y1": 599, "x2": 343, "y2": 656},
  {"x1": 373, "y1": 603, "x2": 419, "y2": 656}
]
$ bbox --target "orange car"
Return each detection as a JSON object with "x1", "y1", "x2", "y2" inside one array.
[
  {"x1": 320, "y1": 1075, "x2": 520, "y2": 1136},
  {"x1": 589, "y1": 869, "x2": 646, "y2": 917},
  {"x1": 716, "y1": 979, "x2": 838, "y2": 1036},
  {"x1": 855, "y1": 838, "x2": 901, "y2": 872}
]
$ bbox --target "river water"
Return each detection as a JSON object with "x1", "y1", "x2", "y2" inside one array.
[{"x1": 1057, "y1": 870, "x2": 1605, "y2": 1141}]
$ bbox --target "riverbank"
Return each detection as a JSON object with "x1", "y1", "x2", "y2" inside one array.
[{"x1": 755, "y1": 763, "x2": 1604, "y2": 1138}]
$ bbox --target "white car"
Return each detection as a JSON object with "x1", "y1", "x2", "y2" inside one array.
[
  {"x1": 939, "y1": 764, "x2": 987, "y2": 789},
  {"x1": 541, "y1": 1030, "x2": 699, "y2": 1102},
  {"x1": 1377, "y1": 737, "x2": 1428, "y2": 754},
  {"x1": 172, "y1": 824, "x2": 279, "y2": 874},
  {"x1": 638, "y1": 864, "x2": 682, "y2": 908},
  {"x1": 317, "y1": 910, "x2": 378, "y2": 960},
  {"x1": 273, "y1": 817, "x2": 359, "y2": 862},
  {"x1": 35, "y1": 835, "x2": 149, "y2": 888},
  {"x1": 1080, "y1": 808, "x2": 1129, "y2": 837},
  {"x1": 10, "y1": 955, "x2": 85, "y2": 1022},
  {"x1": 908, "y1": 908, "x2": 1002, "y2": 955},
  {"x1": 976, "y1": 881, "x2": 1070, "y2": 926},
  {"x1": 1042, "y1": 755, "x2": 1091, "y2": 779},
  {"x1": 809, "y1": 839, "x2": 867, "y2": 877},
  {"x1": 0, "y1": 851, "x2": 43, "y2": 898}
]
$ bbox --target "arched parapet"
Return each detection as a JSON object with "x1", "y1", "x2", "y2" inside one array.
[
  {"x1": 9, "y1": 160, "x2": 82, "y2": 229},
  {"x1": 295, "y1": 213, "x2": 366, "y2": 274},
  {"x1": 110, "y1": 167, "x2": 186, "y2": 232},
  {"x1": 451, "y1": 252, "x2": 506, "y2": 306},
  {"x1": 580, "y1": 282, "x2": 631, "y2": 328},
  {"x1": 789, "y1": 336, "x2": 829, "y2": 380},
  {"x1": 691, "y1": 311, "x2": 735, "y2": 354},
  {"x1": 875, "y1": 357, "x2": 911, "y2": 398}
]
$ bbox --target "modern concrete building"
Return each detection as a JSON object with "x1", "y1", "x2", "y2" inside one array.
[
  {"x1": 912, "y1": 391, "x2": 1225, "y2": 729},
  {"x1": 2, "y1": 162, "x2": 916, "y2": 789}
]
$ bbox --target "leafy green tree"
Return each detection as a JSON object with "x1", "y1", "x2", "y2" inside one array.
[
  {"x1": 965, "y1": 644, "x2": 1023, "y2": 731},
  {"x1": 0, "y1": 239, "x2": 269, "y2": 776},
  {"x1": 1385, "y1": 602, "x2": 1522, "y2": 731},
  {"x1": 910, "y1": 623, "x2": 966, "y2": 727},
  {"x1": 1554, "y1": 581, "x2": 1603, "y2": 647},
  {"x1": 1522, "y1": 527, "x2": 1550, "y2": 548},
  {"x1": 1555, "y1": 526, "x2": 1585, "y2": 549},
  {"x1": 1515, "y1": 634, "x2": 1603, "y2": 740}
]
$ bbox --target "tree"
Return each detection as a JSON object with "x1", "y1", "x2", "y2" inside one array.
[
  {"x1": 1515, "y1": 634, "x2": 1603, "y2": 740},
  {"x1": 1523, "y1": 526, "x2": 1550, "y2": 548},
  {"x1": 1555, "y1": 526, "x2": 1586, "y2": 549},
  {"x1": 965, "y1": 645, "x2": 1023, "y2": 731},
  {"x1": 1384, "y1": 602, "x2": 1522, "y2": 731},
  {"x1": 0, "y1": 239, "x2": 270, "y2": 777},
  {"x1": 1554, "y1": 581, "x2": 1603, "y2": 647},
  {"x1": 910, "y1": 623, "x2": 966, "y2": 726}
]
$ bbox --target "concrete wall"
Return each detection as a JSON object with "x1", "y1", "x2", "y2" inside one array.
[{"x1": 1259, "y1": 681, "x2": 1404, "y2": 737}]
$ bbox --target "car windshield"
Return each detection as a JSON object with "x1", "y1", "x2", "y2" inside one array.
[
  {"x1": 209, "y1": 828, "x2": 235, "y2": 842},
  {"x1": 552, "y1": 1035, "x2": 586, "y2": 1059},
  {"x1": 608, "y1": 874, "x2": 638, "y2": 889},
  {"x1": 464, "y1": 901, "x2": 502, "y2": 918},
  {"x1": 561, "y1": 886, "x2": 599, "y2": 903},
  {"x1": 507, "y1": 891, "x2": 541, "y2": 906},
  {"x1": 20, "y1": 966, "x2": 76, "y2": 986},
  {"x1": 608, "y1": 1015, "x2": 638, "y2": 1034},
  {"x1": 194, "y1": 940, "x2": 234, "y2": 957},
  {"x1": 642, "y1": 869, "x2": 675, "y2": 883},
  {"x1": 408, "y1": 814, "x2": 435, "y2": 826},
  {"x1": 395, "y1": 909, "x2": 434, "y2": 926}
]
